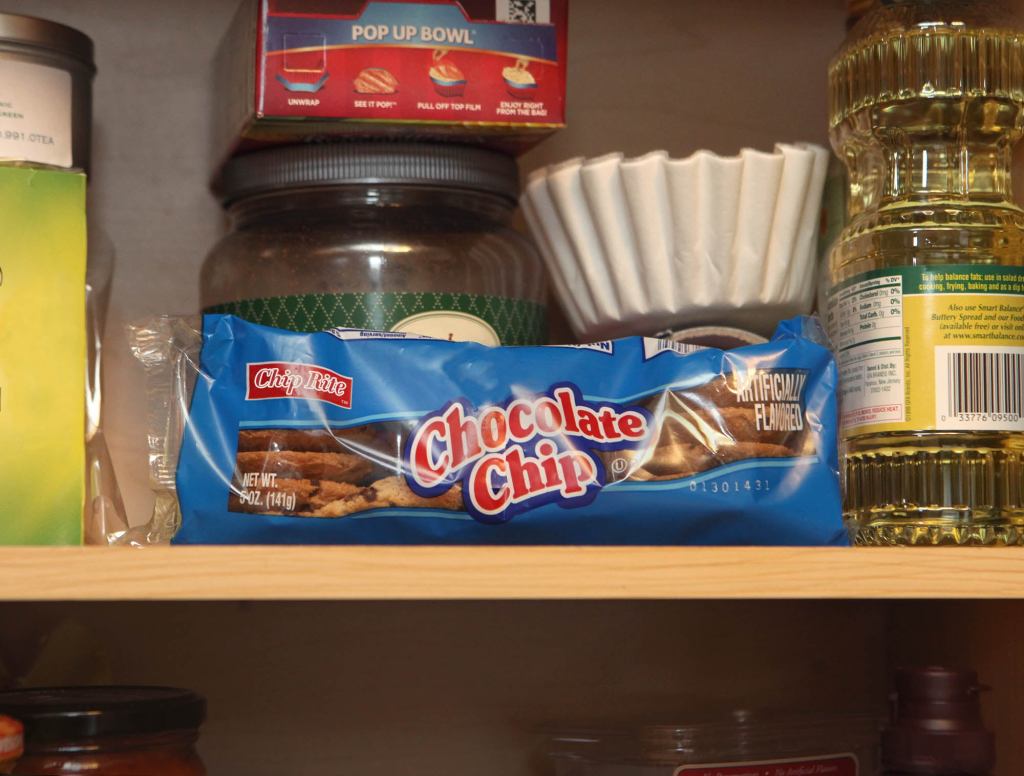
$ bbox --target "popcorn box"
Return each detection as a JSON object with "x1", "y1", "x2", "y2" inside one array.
[{"x1": 214, "y1": 0, "x2": 569, "y2": 175}]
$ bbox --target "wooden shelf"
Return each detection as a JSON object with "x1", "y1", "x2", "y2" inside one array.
[{"x1": 0, "y1": 546, "x2": 1022, "y2": 601}]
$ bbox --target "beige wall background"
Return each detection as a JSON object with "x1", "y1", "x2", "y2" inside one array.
[{"x1": 6, "y1": 0, "x2": 1022, "y2": 522}]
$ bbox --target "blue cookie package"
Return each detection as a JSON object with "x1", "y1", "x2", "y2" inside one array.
[{"x1": 133, "y1": 314, "x2": 846, "y2": 546}]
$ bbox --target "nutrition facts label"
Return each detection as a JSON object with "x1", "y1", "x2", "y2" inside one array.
[{"x1": 831, "y1": 272, "x2": 906, "y2": 430}]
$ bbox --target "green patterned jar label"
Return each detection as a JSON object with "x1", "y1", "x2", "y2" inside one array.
[{"x1": 207, "y1": 292, "x2": 547, "y2": 346}]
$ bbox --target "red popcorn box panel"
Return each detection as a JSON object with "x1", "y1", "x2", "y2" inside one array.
[{"x1": 214, "y1": 0, "x2": 568, "y2": 176}]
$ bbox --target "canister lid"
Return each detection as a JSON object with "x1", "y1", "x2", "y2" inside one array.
[
  {"x1": 0, "y1": 13, "x2": 94, "y2": 70},
  {"x1": 0, "y1": 687, "x2": 206, "y2": 743},
  {"x1": 216, "y1": 142, "x2": 520, "y2": 205}
]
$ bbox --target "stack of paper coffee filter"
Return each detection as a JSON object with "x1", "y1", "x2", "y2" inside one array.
[{"x1": 521, "y1": 143, "x2": 830, "y2": 340}]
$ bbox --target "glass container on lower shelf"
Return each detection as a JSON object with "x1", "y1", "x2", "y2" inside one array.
[
  {"x1": 545, "y1": 712, "x2": 880, "y2": 776},
  {"x1": 826, "y1": 0, "x2": 1024, "y2": 545},
  {"x1": 0, "y1": 687, "x2": 206, "y2": 775}
]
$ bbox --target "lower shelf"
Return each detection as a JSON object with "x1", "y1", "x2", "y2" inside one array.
[{"x1": 0, "y1": 546, "x2": 1021, "y2": 600}]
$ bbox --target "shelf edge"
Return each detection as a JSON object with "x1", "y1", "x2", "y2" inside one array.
[{"x1": 1, "y1": 546, "x2": 1022, "y2": 601}]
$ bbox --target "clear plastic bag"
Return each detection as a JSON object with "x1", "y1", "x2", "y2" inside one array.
[
  {"x1": 120, "y1": 316, "x2": 202, "y2": 546},
  {"x1": 84, "y1": 227, "x2": 128, "y2": 544}
]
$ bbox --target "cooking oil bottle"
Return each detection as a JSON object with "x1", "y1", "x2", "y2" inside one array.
[{"x1": 827, "y1": 0, "x2": 1024, "y2": 544}]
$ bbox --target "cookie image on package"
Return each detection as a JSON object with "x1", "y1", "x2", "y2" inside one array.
[
  {"x1": 229, "y1": 425, "x2": 465, "y2": 519},
  {"x1": 602, "y1": 374, "x2": 813, "y2": 483},
  {"x1": 236, "y1": 451, "x2": 373, "y2": 483},
  {"x1": 627, "y1": 440, "x2": 801, "y2": 482},
  {"x1": 311, "y1": 476, "x2": 465, "y2": 518},
  {"x1": 229, "y1": 477, "x2": 318, "y2": 514},
  {"x1": 237, "y1": 426, "x2": 381, "y2": 453}
]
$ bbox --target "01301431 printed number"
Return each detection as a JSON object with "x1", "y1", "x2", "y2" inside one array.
[{"x1": 689, "y1": 479, "x2": 771, "y2": 495}]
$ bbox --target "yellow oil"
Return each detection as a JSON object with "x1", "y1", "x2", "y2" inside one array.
[{"x1": 827, "y1": 0, "x2": 1024, "y2": 544}]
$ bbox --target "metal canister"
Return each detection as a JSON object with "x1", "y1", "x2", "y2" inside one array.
[{"x1": 0, "y1": 13, "x2": 94, "y2": 171}]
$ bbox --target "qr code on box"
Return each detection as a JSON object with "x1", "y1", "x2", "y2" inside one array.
[{"x1": 497, "y1": 0, "x2": 550, "y2": 23}]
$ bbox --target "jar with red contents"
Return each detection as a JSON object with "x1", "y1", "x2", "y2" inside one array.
[
  {"x1": 0, "y1": 687, "x2": 206, "y2": 775},
  {"x1": 0, "y1": 716, "x2": 22, "y2": 774}
]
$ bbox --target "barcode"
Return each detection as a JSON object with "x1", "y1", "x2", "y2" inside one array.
[
  {"x1": 935, "y1": 347, "x2": 1024, "y2": 430},
  {"x1": 660, "y1": 341, "x2": 705, "y2": 356},
  {"x1": 642, "y1": 338, "x2": 707, "y2": 361},
  {"x1": 496, "y1": 0, "x2": 549, "y2": 23}
]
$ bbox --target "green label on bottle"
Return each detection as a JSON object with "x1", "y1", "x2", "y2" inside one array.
[{"x1": 207, "y1": 292, "x2": 547, "y2": 346}]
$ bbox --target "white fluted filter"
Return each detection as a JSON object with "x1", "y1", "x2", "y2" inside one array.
[{"x1": 522, "y1": 143, "x2": 829, "y2": 340}]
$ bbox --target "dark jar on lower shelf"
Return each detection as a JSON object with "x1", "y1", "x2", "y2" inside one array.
[
  {"x1": 883, "y1": 667, "x2": 994, "y2": 776},
  {"x1": 0, "y1": 686, "x2": 206, "y2": 775}
]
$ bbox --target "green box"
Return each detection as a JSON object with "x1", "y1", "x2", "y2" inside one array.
[{"x1": 0, "y1": 166, "x2": 86, "y2": 544}]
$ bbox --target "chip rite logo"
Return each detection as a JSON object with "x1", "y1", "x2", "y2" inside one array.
[
  {"x1": 246, "y1": 361, "x2": 353, "y2": 409},
  {"x1": 405, "y1": 384, "x2": 652, "y2": 523}
]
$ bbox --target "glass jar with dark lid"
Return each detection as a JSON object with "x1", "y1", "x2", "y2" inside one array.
[
  {"x1": 203, "y1": 142, "x2": 547, "y2": 345},
  {"x1": 0, "y1": 686, "x2": 206, "y2": 775}
]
